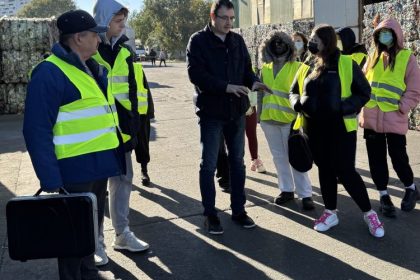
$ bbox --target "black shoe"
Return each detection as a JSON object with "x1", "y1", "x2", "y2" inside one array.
[
  {"x1": 232, "y1": 212, "x2": 256, "y2": 229},
  {"x1": 401, "y1": 186, "x2": 419, "y2": 212},
  {"x1": 379, "y1": 194, "x2": 396, "y2": 217},
  {"x1": 205, "y1": 215, "x2": 224, "y2": 235},
  {"x1": 302, "y1": 197, "x2": 315, "y2": 210},
  {"x1": 274, "y1": 192, "x2": 294, "y2": 205},
  {"x1": 141, "y1": 171, "x2": 150, "y2": 186}
]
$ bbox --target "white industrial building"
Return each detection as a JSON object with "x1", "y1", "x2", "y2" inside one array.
[{"x1": 0, "y1": 0, "x2": 30, "y2": 16}]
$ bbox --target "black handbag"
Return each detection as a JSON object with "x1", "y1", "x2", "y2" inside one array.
[
  {"x1": 6, "y1": 188, "x2": 98, "y2": 261},
  {"x1": 288, "y1": 121, "x2": 313, "y2": 172}
]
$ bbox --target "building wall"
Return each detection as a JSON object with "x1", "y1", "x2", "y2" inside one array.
[
  {"x1": 233, "y1": 0, "x2": 313, "y2": 28},
  {"x1": 0, "y1": 0, "x2": 30, "y2": 16}
]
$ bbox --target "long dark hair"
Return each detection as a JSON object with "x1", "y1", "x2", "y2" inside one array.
[
  {"x1": 309, "y1": 24, "x2": 338, "y2": 79},
  {"x1": 366, "y1": 29, "x2": 398, "y2": 72}
]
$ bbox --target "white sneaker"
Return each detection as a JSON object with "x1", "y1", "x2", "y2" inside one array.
[
  {"x1": 113, "y1": 230, "x2": 149, "y2": 252},
  {"x1": 364, "y1": 210, "x2": 385, "y2": 238},
  {"x1": 314, "y1": 210, "x2": 339, "y2": 232},
  {"x1": 250, "y1": 158, "x2": 266, "y2": 173},
  {"x1": 94, "y1": 242, "x2": 108, "y2": 267}
]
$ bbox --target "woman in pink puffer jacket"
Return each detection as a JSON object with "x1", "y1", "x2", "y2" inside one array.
[{"x1": 360, "y1": 18, "x2": 420, "y2": 217}]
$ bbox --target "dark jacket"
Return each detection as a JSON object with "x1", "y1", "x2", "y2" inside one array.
[
  {"x1": 289, "y1": 51, "x2": 371, "y2": 121},
  {"x1": 97, "y1": 35, "x2": 155, "y2": 151},
  {"x1": 187, "y1": 24, "x2": 258, "y2": 120},
  {"x1": 23, "y1": 43, "x2": 124, "y2": 191}
]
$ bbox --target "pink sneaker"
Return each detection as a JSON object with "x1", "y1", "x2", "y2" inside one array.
[
  {"x1": 364, "y1": 210, "x2": 385, "y2": 238},
  {"x1": 250, "y1": 158, "x2": 266, "y2": 173}
]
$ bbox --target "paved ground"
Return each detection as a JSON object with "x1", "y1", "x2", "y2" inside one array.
[{"x1": 1, "y1": 62, "x2": 420, "y2": 280}]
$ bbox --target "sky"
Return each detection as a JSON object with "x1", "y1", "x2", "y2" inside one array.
[{"x1": 75, "y1": 0, "x2": 144, "y2": 14}]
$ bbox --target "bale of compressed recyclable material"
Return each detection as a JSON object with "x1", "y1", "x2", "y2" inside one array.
[{"x1": 0, "y1": 17, "x2": 58, "y2": 114}]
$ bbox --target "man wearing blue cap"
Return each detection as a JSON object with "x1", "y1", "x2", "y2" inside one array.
[{"x1": 23, "y1": 9, "x2": 124, "y2": 280}]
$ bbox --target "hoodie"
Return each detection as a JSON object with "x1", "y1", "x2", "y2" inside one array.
[
  {"x1": 94, "y1": 0, "x2": 126, "y2": 46},
  {"x1": 336, "y1": 27, "x2": 367, "y2": 55},
  {"x1": 336, "y1": 27, "x2": 368, "y2": 66},
  {"x1": 359, "y1": 18, "x2": 420, "y2": 135},
  {"x1": 257, "y1": 30, "x2": 297, "y2": 123}
]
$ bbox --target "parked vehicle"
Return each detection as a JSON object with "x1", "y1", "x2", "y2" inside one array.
[{"x1": 135, "y1": 46, "x2": 147, "y2": 61}]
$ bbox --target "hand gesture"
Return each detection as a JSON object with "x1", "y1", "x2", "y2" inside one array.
[
  {"x1": 252, "y1": 82, "x2": 272, "y2": 94},
  {"x1": 226, "y1": 84, "x2": 250, "y2": 97}
]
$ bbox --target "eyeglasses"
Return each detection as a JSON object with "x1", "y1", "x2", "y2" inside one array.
[{"x1": 216, "y1": 15, "x2": 236, "y2": 22}]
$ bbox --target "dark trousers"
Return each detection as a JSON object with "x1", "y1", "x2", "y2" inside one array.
[
  {"x1": 58, "y1": 179, "x2": 108, "y2": 280},
  {"x1": 199, "y1": 115, "x2": 246, "y2": 216},
  {"x1": 151, "y1": 58, "x2": 156, "y2": 65},
  {"x1": 159, "y1": 59, "x2": 166, "y2": 67},
  {"x1": 308, "y1": 119, "x2": 371, "y2": 212},
  {"x1": 134, "y1": 115, "x2": 151, "y2": 171},
  {"x1": 216, "y1": 134, "x2": 229, "y2": 182},
  {"x1": 364, "y1": 129, "x2": 414, "y2": 190},
  {"x1": 216, "y1": 109, "x2": 258, "y2": 180}
]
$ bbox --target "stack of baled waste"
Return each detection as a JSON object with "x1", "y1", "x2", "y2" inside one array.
[{"x1": 0, "y1": 17, "x2": 58, "y2": 114}]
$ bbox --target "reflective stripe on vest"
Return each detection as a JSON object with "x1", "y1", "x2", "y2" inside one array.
[
  {"x1": 351, "y1": 52, "x2": 367, "y2": 67},
  {"x1": 365, "y1": 49, "x2": 411, "y2": 112},
  {"x1": 261, "y1": 61, "x2": 302, "y2": 123},
  {"x1": 93, "y1": 48, "x2": 133, "y2": 143},
  {"x1": 133, "y1": 62, "x2": 149, "y2": 114},
  {"x1": 45, "y1": 55, "x2": 120, "y2": 160},
  {"x1": 339, "y1": 54, "x2": 357, "y2": 132},
  {"x1": 292, "y1": 64, "x2": 310, "y2": 130}
]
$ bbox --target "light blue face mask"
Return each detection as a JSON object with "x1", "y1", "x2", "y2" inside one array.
[{"x1": 379, "y1": 31, "x2": 393, "y2": 46}]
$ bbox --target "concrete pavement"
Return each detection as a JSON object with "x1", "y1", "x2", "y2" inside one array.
[{"x1": 1, "y1": 62, "x2": 420, "y2": 279}]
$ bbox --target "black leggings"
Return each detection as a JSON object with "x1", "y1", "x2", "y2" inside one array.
[
  {"x1": 308, "y1": 119, "x2": 371, "y2": 212},
  {"x1": 364, "y1": 129, "x2": 413, "y2": 190}
]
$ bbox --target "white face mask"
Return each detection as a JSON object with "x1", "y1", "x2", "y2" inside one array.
[
  {"x1": 294, "y1": 41, "x2": 304, "y2": 52},
  {"x1": 337, "y1": 39, "x2": 343, "y2": 51}
]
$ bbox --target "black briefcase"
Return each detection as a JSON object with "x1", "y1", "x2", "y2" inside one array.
[{"x1": 6, "y1": 188, "x2": 98, "y2": 261}]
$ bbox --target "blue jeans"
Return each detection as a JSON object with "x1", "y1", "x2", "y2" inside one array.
[{"x1": 199, "y1": 115, "x2": 246, "y2": 216}]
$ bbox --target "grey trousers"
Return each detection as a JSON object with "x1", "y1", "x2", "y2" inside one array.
[
  {"x1": 100, "y1": 152, "x2": 134, "y2": 240},
  {"x1": 58, "y1": 179, "x2": 108, "y2": 280}
]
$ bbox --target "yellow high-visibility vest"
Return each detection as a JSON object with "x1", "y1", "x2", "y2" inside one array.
[
  {"x1": 365, "y1": 49, "x2": 411, "y2": 112},
  {"x1": 133, "y1": 62, "x2": 149, "y2": 115},
  {"x1": 351, "y1": 52, "x2": 367, "y2": 67},
  {"x1": 261, "y1": 61, "x2": 302, "y2": 124},
  {"x1": 93, "y1": 47, "x2": 134, "y2": 143},
  {"x1": 45, "y1": 55, "x2": 120, "y2": 160},
  {"x1": 339, "y1": 54, "x2": 358, "y2": 132},
  {"x1": 292, "y1": 63, "x2": 310, "y2": 130}
]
